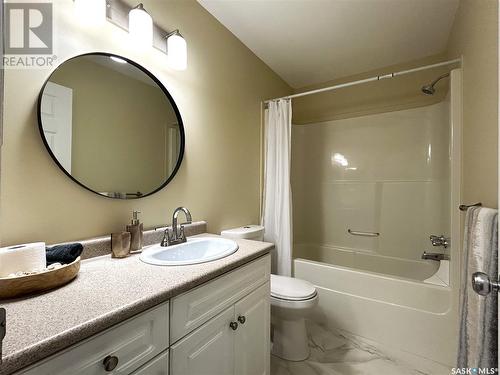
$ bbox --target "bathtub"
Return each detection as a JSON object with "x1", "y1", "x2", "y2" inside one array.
[
  {"x1": 294, "y1": 246, "x2": 458, "y2": 366},
  {"x1": 294, "y1": 243, "x2": 440, "y2": 281}
]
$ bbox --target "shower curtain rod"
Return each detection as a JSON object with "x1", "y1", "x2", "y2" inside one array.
[{"x1": 264, "y1": 58, "x2": 462, "y2": 104}]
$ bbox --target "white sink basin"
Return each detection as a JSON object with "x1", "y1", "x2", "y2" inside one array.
[{"x1": 140, "y1": 237, "x2": 239, "y2": 266}]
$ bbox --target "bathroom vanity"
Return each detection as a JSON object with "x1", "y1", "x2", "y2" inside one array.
[{"x1": 0, "y1": 235, "x2": 272, "y2": 375}]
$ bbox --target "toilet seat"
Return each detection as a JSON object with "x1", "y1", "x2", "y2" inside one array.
[
  {"x1": 270, "y1": 294, "x2": 318, "y2": 311},
  {"x1": 270, "y1": 274, "x2": 317, "y2": 301}
]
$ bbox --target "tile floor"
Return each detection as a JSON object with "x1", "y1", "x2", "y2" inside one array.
[{"x1": 271, "y1": 321, "x2": 452, "y2": 375}]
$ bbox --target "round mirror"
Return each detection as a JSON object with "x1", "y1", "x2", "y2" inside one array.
[{"x1": 37, "y1": 53, "x2": 184, "y2": 199}]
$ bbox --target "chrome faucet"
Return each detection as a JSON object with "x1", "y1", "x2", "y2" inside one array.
[
  {"x1": 422, "y1": 234, "x2": 450, "y2": 261},
  {"x1": 429, "y1": 235, "x2": 450, "y2": 249},
  {"x1": 161, "y1": 207, "x2": 192, "y2": 247}
]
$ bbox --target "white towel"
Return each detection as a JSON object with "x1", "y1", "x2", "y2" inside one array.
[{"x1": 458, "y1": 206, "x2": 498, "y2": 369}]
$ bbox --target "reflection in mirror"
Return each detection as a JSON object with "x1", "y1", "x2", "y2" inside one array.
[{"x1": 38, "y1": 53, "x2": 184, "y2": 199}]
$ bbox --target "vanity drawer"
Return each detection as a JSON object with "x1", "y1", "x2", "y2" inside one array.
[
  {"x1": 170, "y1": 254, "x2": 270, "y2": 343},
  {"x1": 18, "y1": 302, "x2": 169, "y2": 375}
]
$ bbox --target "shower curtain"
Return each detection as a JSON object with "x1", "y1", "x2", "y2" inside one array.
[{"x1": 262, "y1": 99, "x2": 292, "y2": 276}]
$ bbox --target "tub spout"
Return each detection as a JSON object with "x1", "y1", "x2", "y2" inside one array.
[{"x1": 421, "y1": 252, "x2": 450, "y2": 261}]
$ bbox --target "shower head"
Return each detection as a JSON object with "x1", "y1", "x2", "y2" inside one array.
[
  {"x1": 421, "y1": 84, "x2": 436, "y2": 95},
  {"x1": 421, "y1": 73, "x2": 450, "y2": 95}
]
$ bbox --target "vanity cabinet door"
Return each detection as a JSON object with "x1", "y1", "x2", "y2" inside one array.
[
  {"x1": 170, "y1": 306, "x2": 235, "y2": 375},
  {"x1": 131, "y1": 350, "x2": 169, "y2": 375},
  {"x1": 234, "y1": 282, "x2": 270, "y2": 375},
  {"x1": 170, "y1": 255, "x2": 270, "y2": 343}
]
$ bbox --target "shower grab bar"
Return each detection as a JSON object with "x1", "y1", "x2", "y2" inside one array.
[
  {"x1": 348, "y1": 229, "x2": 380, "y2": 237},
  {"x1": 458, "y1": 202, "x2": 482, "y2": 211}
]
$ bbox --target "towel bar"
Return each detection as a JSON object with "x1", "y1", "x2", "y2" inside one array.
[
  {"x1": 458, "y1": 202, "x2": 482, "y2": 211},
  {"x1": 347, "y1": 229, "x2": 380, "y2": 237}
]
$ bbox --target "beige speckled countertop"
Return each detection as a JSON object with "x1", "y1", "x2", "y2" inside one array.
[{"x1": 0, "y1": 234, "x2": 273, "y2": 375}]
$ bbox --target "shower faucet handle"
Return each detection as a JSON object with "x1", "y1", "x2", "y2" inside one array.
[{"x1": 429, "y1": 235, "x2": 449, "y2": 249}]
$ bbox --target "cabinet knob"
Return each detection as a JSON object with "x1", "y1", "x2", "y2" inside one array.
[
  {"x1": 229, "y1": 321, "x2": 239, "y2": 330},
  {"x1": 237, "y1": 315, "x2": 246, "y2": 324},
  {"x1": 103, "y1": 355, "x2": 119, "y2": 372}
]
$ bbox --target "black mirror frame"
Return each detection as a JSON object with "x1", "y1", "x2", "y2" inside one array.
[{"x1": 37, "y1": 52, "x2": 185, "y2": 200}]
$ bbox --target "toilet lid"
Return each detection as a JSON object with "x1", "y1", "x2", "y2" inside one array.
[{"x1": 270, "y1": 274, "x2": 317, "y2": 301}]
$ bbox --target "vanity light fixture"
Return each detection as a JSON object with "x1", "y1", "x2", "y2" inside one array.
[
  {"x1": 73, "y1": 0, "x2": 106, "y2": 26},
  {"x1": 128, "y1": 3, "x2": 153, "y2": 48},
  {"x1": 110, "y1": 56, "x2": 127, "y2": 64},
  {"x1": 84, "y1": 0, "x2": 188, "y2": 71},
  {"x1": 166, "y1": 30, "x2": 187, "y2": 71}
]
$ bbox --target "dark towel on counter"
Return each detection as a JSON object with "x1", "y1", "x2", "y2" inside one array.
[{"x1": 46, "y1": 243, "x2": 83, "y2": 265}]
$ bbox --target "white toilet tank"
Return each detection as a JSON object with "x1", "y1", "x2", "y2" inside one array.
[
  {"x1": 220, "y1": 225, "x2": 264, "y2": 241},
  {"x1": 221, "y1": 225, "x2": 277, "y2": 272}
]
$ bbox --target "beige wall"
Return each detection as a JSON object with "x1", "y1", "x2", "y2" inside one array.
[
  {"x1": 50, "y1": 57, "x2": 178, "y2": 194},
  {"x1": 0, "y1": 0, "x2": 291, "y2": 245},
  {"x1": 447, "y1": 0, "x2": 498, "y2": 209}
]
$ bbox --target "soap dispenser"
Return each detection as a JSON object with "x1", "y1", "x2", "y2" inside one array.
[{"x1": 127, "y1": 211, "x2": 143, "y2": 251}]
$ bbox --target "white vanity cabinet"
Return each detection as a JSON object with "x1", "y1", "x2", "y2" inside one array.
[
  {"x1": 15, "y1": 254, "x2": 271, "y2": 375},
  {"x1": 234, "y1": 282, "x2": 270, "y2": 375},
  {"x1": 170, "y1": 282, "x2": 270, "y2": 375},
  {"x1": 169, "y1": 255, "x2": 271, "y2": 375},
  {"x1": 170, "y1": 304, "x2": 235, "y2": 375}
]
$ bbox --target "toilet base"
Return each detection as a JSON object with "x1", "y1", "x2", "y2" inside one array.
[{"x1": 271, "y1": 315, "x2": 310, "y2": 361}]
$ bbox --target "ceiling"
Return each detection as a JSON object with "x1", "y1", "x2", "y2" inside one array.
[
  {"x1": 84, "y1": 55, "x2": 158, "y2": 88},
  {"x1": 198, "y1": 0, "x2": 459, "y2": 89}
]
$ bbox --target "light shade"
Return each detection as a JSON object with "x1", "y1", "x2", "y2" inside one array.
[
  {"x1": 167, "y1": 31, "x2": 187, "y2": 71},
  {"x1": 73, "y1": 0, "x2": 106, "y2": 26},
  {"x1": 129, "y1": 3, "x2": 153, "y2": 48}
]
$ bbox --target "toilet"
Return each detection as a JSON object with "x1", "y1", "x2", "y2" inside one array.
[{"x1": 221, "y1": 225, "x2": 318, "y2": 361}]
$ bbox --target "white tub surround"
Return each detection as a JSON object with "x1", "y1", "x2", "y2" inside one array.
[{"x1": 291, "y1": 101, "x2": 451, "y2": 264}]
